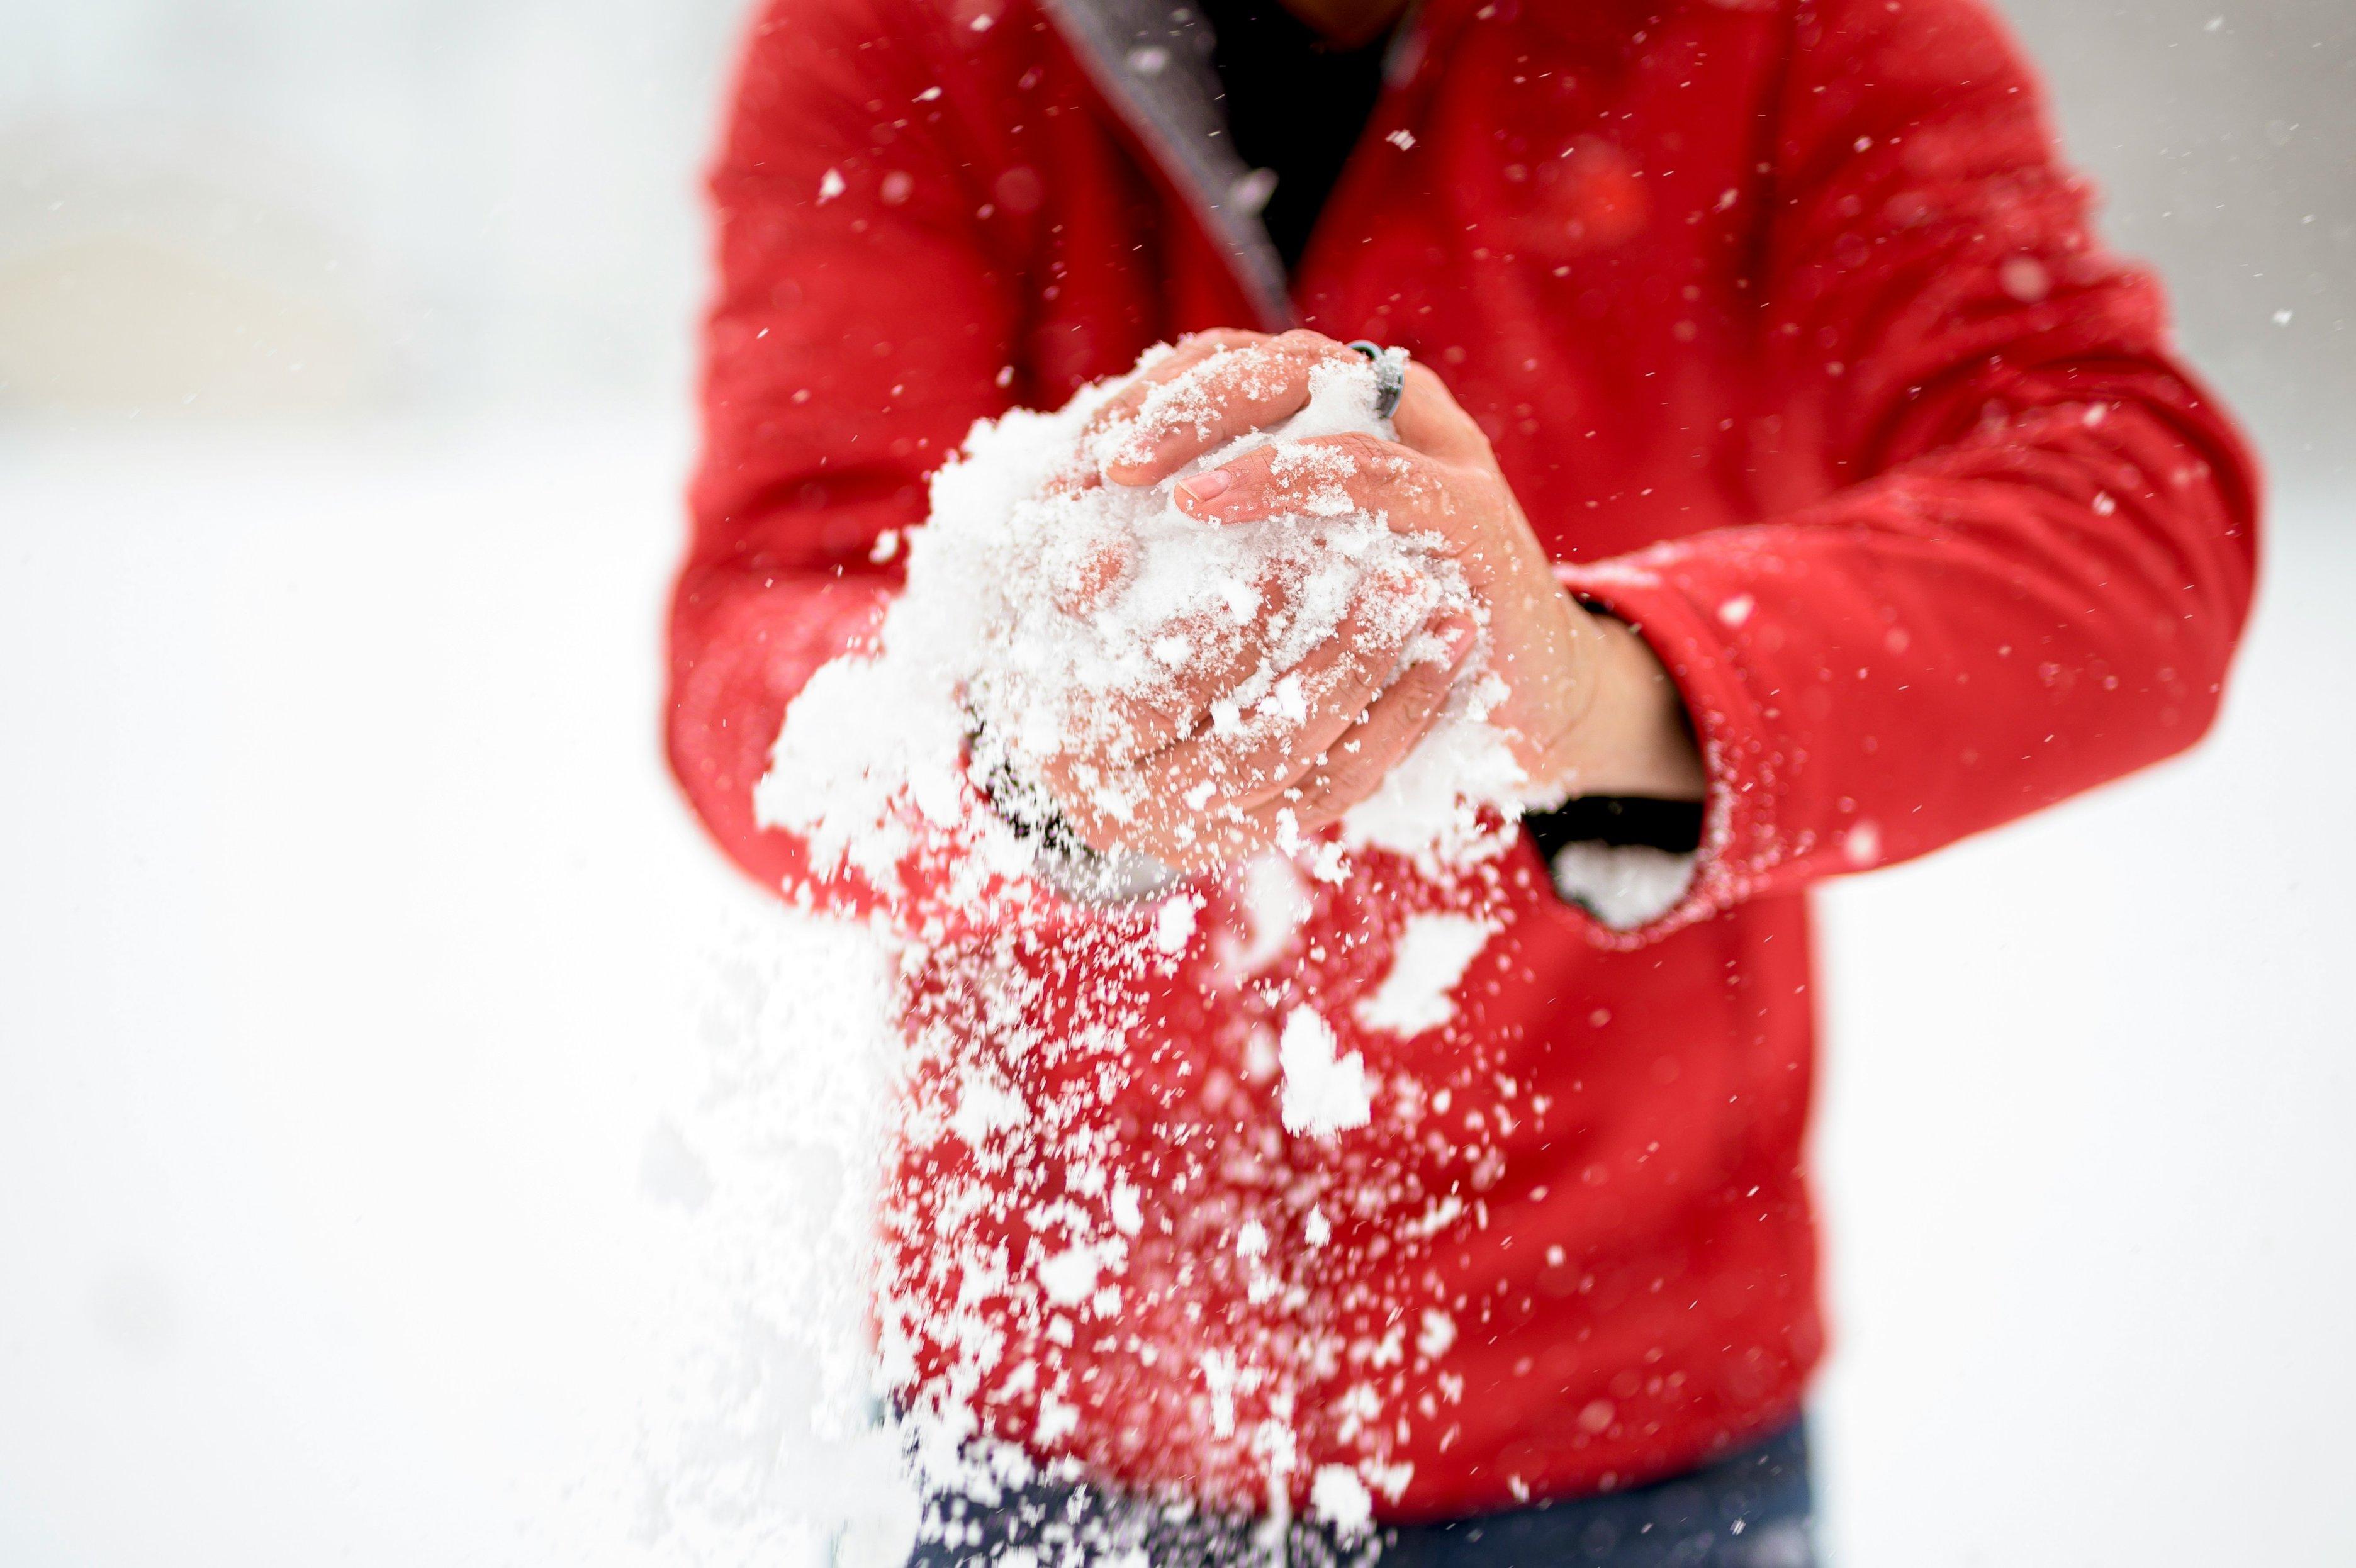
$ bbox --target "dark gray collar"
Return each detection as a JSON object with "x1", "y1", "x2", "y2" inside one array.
[{"x1": 1031, "y1": 0, "x2": 1294, "y2": 328}]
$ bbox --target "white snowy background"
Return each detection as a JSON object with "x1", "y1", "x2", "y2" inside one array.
[{"x1": 2, "y1": 3, "x2": 2351, "y2": 1565}]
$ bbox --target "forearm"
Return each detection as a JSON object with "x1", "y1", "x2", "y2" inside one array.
[{"x1": 1552, "y1": 381, "x2": 2255, "y2": 940}]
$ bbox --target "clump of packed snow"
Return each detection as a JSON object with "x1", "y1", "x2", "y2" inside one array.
[
  {"x1": 1310, "y1": 1464, "x2": 1376, "y2": 1540},
  {"x1": 755, "y1": 345, "x2": 1528, "y2": 900},
  {"x1": 1353, "y1": 912, "x2": 1498, "y2": 1037},
  {"x1": 1218, "y1": 851, "x2": 1315, "y2": 979},
  {"x1": 1546, "y1": 841, "x2": 1697, "y2": 930},
  {"x1": 1278, "y1": 1004, "x2": 1372, "y2": 1137}
]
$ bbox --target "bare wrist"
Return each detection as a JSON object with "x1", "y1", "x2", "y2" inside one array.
[{"x1": 1537, "y1": 612, "x2": 1706, "y2": 803}]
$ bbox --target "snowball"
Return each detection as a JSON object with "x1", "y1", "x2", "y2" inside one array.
[{"x1": 1277, "y1": 1005, "x2": 1371, "y2": 1137}]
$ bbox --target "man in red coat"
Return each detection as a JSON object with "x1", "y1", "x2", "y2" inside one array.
[{"x1": 668, "y1": 0, "x2": 2258, "y2": 1559}]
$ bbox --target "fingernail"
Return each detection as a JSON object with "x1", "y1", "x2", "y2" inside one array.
[{"x1": 1176, "y1": 467, "x2": 1232, "y2": 504}]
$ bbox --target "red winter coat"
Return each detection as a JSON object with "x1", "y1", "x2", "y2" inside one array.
[{"x1": 668, "y1": 0, "x2": 2258, "y2": 1523}]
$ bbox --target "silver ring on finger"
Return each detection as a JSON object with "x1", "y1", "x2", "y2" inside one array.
[{"x1": 1347, "y1": 340, "x2": 1408, "y2": 420}]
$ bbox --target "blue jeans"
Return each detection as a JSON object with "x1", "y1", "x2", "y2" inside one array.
[{"x1": 908, "y1": 1421, "x2": 1814, "y2": 1567}]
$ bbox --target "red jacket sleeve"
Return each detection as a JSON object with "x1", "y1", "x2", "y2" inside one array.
[
  {"x1": 667, "y1": 0, "x2": 1020, "y2": 918},
  {"x1": 1556, "y1": 0, "x2": 2259, "y2": 940}
]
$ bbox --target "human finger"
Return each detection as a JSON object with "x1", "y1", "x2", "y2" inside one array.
[
  {"x1": 1099, "y1": 330, "x2": 1365, "y2": 488},
  {"x1": 1065, "y1": 564, "x2": 1310, "y2": 763},
  {"x1": 1173, "y1": 432, "x2": 1466, "y2": 546},
  {"x1": 1259, "y1": 616, "x2": 1476, "y2": 834},
  {"x1": 1388, "y1": 362, "x2": 1501, "y2": 469},
  {"x1": 1081, "y1": 330, "x2": 1270, "y2": 444},
  {"x1": 1041, "y1": 758, "x2": 1272, "y2": 873},
  {"x1": 1125, "y1": 571, "x2": 1430, "y2": 813}
]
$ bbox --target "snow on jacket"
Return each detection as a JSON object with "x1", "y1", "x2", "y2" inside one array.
[{"x1": 666, "y1": 0, "x2": 2259, "y2": 1523}]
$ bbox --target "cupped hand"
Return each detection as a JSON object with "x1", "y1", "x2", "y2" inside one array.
[
  {"x1": 1036, "y1": 329, "x2": 1703, "y2": 872},
  {"x1": 1034, "y1": 561, "x2": 1481, "y2": 875}
]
